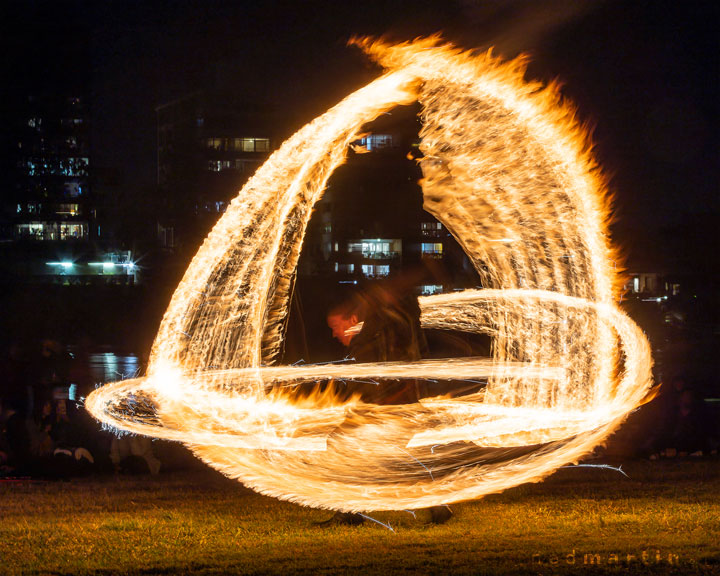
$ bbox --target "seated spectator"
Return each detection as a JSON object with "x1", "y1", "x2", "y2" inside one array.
[
  {"x1": 0, "y1": 393, "x2": 31, "y2": 474},
  {"x1": 110, "y1": 435, "x2": 161, "y2": 475}
]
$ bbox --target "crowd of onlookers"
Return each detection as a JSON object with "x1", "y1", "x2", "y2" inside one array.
[
  {"x1": 1, "y1": 337, "x2": 718, "y2": 481},
  {"x1": 636, "y1": 373, "x2": 719, "y2": 460},
  {"x1": 0, "y1": 339, "x2": 163, "y2": 479}
]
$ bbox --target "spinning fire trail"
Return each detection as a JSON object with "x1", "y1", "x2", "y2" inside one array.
[{"x1": 86, "y1": 38, "x2": 653, "y2": 511}]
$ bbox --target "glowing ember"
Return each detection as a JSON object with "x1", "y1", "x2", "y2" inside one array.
[{"x1": 86, "y1": 37, "x2": 653, "y2": 511}]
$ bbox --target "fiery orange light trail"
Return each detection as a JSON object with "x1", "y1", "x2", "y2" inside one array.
[{"x1": 86, "y1": 37, "x2": 653, "y2": 512}]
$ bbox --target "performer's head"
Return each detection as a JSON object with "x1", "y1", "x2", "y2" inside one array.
[{"x1": 327, "y1": 297, "x2": 365, "y2": 347}]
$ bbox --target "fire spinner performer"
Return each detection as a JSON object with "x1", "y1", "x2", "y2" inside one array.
[{"x1": 86, "y1": 37, "x2": 654, "y2": 513}]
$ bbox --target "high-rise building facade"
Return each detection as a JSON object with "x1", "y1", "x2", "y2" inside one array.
[
  {"x1": 1, "y1": 93, "x2": 136, "y2": 284},
  {"x1": 297, "y1": 106, "x2": 478, "y2": 296},
  {"x1": 155, "y1": 93, "x2": 275, "y2": 254}
]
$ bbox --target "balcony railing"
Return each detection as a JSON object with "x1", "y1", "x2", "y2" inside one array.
[{"x1": 361, "y1": 251, "x2": 400, "y2": 260}]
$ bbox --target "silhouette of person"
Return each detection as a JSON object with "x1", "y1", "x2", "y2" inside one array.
[
  {"x1": 326, "y1": 283, "x2": 427, "y2": 404},
  {"x1": 323, "y1": 282, "x2": 452, "y2": 525}
]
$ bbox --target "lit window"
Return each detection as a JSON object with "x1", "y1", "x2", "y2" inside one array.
[
  {"x1": 59, "y1": 223, "x2": 87, "y2": 240},
  {"x1": 233, "y1": 138, "x2": 270, "y2": 152},
  {"x1": 207, "y1": 160, "x2": 231, "y2": 171},
  {"x1": 206, "y1": 138, "x2": 224, "y2": 150},
  {"x1": 64, "y1": 181, "x2": 82, "y2": 197},
  {"x1": 421, "y1": 222, "x2": 443, "y2": 237},
  {"x1": 421, "y1": 242, "x2": 443, "y2": 255},
  {"x1": 421, "y1": 242, "x2": 443, "y2": 259},
  {"x1": 55, "y1": 204, "x2": 80, "y2": 216},
  {"x1": 358, "y1": 134, "x2": 393, "y2": 151},
  {"x1": 26, "y1": 157, "x2": 89, "y2": 177},
  {"x1": 56, "y1": 203, "x2": 80, "y2": 216},
  {"x1": 360, "y1": 264, "x2": 388, "y2": 277},
  {"x1": 15, "y1": 222, "x2": 51, "y2": 240},
  {"x1": 69, "y1": 157, "x2": 89, "y2": 176},
  {"x1": 420, "y1": 284, "x2": 443, "y2": 295},
  {"x1": 22, "y1": 160, "x2": 36, "y2": 175},
  {"x1": 15, "y1": 221, "x2": 86, "y2": 241},
  {"x1": 359, "y1": 239, "x2": 397, "y2": 258}
]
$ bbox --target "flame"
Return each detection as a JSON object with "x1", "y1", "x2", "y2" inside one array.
[{"x1": 86, "y1": 37, "x2": 653, "y2": 512}]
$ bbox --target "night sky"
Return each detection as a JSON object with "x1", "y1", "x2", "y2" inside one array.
[{"x1": 4, "y1": 0, "x2": 718, "y2": 271}]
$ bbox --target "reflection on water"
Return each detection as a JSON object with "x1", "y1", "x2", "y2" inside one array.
[{"x1": 86, "y1": 352, "x2": 141, "y2": 384}]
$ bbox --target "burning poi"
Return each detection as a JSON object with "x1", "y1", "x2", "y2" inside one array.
[{"x1": 86, "y1": 37, "x2": 653, "y2": 512}]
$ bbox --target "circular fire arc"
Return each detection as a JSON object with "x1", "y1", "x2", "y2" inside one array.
[{"x1": 86, "y1": 38, "x2": 653, "y2": 512}]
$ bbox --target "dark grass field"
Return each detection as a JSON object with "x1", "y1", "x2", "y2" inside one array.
[{"x1": 2, "y1": 459, "x2": 719, "y2": 575}]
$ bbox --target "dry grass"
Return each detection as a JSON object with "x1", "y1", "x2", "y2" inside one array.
[{"x1": 1, "y1": 459, "x2": 719, "y2": 575}]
